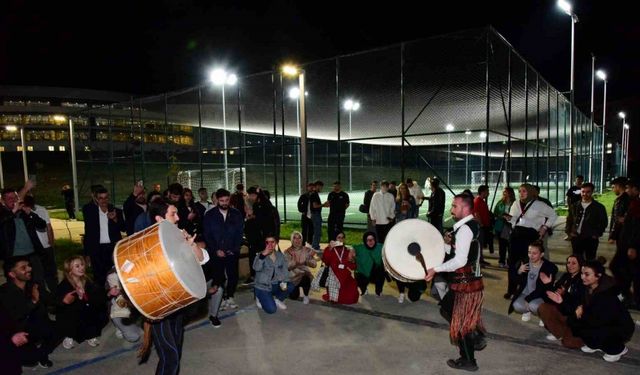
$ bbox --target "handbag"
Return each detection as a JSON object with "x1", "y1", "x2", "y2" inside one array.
[
  {"x1": 500, "y1": 222, "x2": 512, "y2": 240},
  {"x1": 359, "y1": 204, "x2": 368, "y2": 214}
]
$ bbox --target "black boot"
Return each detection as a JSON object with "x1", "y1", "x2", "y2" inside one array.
[{"x1": 446, "y1": 358, "x2": 478, "y2": 372}]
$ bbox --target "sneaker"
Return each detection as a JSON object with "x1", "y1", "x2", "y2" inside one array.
[
  {"x1": 603, "y1": 347, "x2": 628, "y2": 362},
  {"x1": 209, "y1": 316, "x2": 221, "y2": 328},
  {"x1": 62, "y1": 337, "x2": 75, "y2": 349},
  {"x1": 361, "y1": 290, "x2": 369, "y2": 296},
  {"x1": 242, "y1": 277, "x2": 254, "y2": 286},
  {"x1": 226, "y1": 297, "x2": 239, "y2": 309},
  {"x1": 503, "y1": 293, "x2": 512, "y2": 300},
  {"x1": 303, "y1": 296, "x2": 310, "y2": 305},
  {"x1": 38, "y1": 359, "x2": 53, "y2": 368},
  {"x1": 538, "y1": 320, "x2": 545, "y2": 327},
  {"x1": 274, "y1": 298, "x2": 287, "y2": 310},
  {"x1": 546, "y1": 334, "x2": 559, "y2": 341},
  {"x1": 521, "y1": 312, "x2": 531, "y2": 322},
  {"x1": 498, "y1": 263, "x2": 508, "y2": 269},
  {"x1": 115, "y1": 329, "x2": 124, "y2": 339},
  {"x1": 220, "y1": 299, "x2": 229, "y2": 311},
  {"x1": 581, "y1": 345, "x2": 600, "y2": 353},
  {"x1": 398, "y1": 293, "x2": 405, "y2": 304},
  {"x1": 256, "y1": 298, "x2": 262, "y2": 309},
  {"x1": 446, "y1": 358, "x2": 479, "y2": 372},
  {"x1": 563, "y1": 235, "x2": 570, "y2": 241},
  {"x1": 87, "y1": 337, "x2": 100, "y2": 347}
]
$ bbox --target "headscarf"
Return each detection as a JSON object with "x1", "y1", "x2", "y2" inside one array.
[
  {"x1": 362, "y1": 231, "x2": 377, "y2": 250},
  {"x1": 290, "y1": 230, "x2": 304, "y2": 250}
]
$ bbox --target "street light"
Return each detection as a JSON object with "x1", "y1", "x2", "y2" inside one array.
[
  {"x1": 282, "y1": 64, "x2": 308, "y2": 189},
  {"x1": 596, "y1": 70, "x2": 607, "y2": 193},
  {"x1": 445, "y1": 124, "x2": 454, "y2": 184},
  {"x1": 344, "y1": 99, "x2": 360, "y2": 191},
  {"x1": 557, "y1": 0, "x2": 579, "y2": 184},
  {"x1": 209, "y1": 68, "x2": 238, "y2": 189},
  {"x1": 618, "y1": 112, "x2": 627, "y2": 176},
  {"x1": 289, "y1": 87, "x2": 308, "y2": 194}
]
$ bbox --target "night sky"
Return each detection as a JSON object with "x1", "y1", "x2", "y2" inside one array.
[{"x1": 1, "y1": 0, "x2": 637, "y2": 165}]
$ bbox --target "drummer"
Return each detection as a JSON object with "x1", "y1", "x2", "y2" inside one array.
[
  {"x1": 137, "y1": 200, "x2": 209, "y2": 375},
  {"x1": 425, "y1": 193, "x2": 486, "y2": 372}
]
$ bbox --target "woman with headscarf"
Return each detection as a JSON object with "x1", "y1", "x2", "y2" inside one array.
[
  {"x1": 504, "y1": 183, "x2": 557, "y2": 299},
  {"x1": 354, "y1": 232, "x2": 386, "y2": 296},
  {"x1": 284, "y1": 231, "x2": 317, "y2": 304},
  {"x1": 322, "y1": 232, "x2": 359, "y2": 304}
]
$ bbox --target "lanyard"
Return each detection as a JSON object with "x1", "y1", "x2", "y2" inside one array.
[
  {"x1": 334, "y1": 247, "x2": 345, "y2": 264},
  {"x1": 516, "y1": 199, "x2": 536, "y2": 225}
]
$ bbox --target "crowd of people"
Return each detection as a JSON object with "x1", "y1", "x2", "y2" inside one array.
[{"x1": 0, "y1": 173, "x2": 638, "y2": 372}]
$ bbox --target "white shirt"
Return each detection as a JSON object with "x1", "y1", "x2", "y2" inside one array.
[
  {"x1": 509, "y1": 200, "x2": 557, "y2": 230},
  {"x1": 198, "y1": 248, "x2": 210, "y2": 265},
  {"x1": 408, "y1": 184, "x2": 425, "y2": 205},
  {"x1": 99, "y1": 208, "x2": 111, "y2": 244},
  {"x1": 198, "y1": 200, "x2": 213, "y2": 212},
  {"x1": 577, "y1": 201, "x2": 592, "y2": 234},
  {"x1": 435, "y1": 215, "x2": 474, "y2": 273},
  {"x1": 369, "y1": 191, "x2": 395, "y2": 225},
  {"x1": 219, "y1": 207, "x2": 228, "y2": 221},
  {"x1": 33, "y1": 204, "x2": 51, "y2": 248}
]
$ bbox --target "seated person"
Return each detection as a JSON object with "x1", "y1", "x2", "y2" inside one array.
[
  {"x1": 539, "y1": 254, "x2": 586, "y2": 346},
  {"x1": 509, "y1": 240, "x2": 558, "y2": 322},
  {"x1": 0, "y1": 256, "x2": 57, "y2": 368},
  {"x1": 354, "y1": 232, "x2": 386, "y2": 297},
  {"x1": 569, "y1": 260, "x2": 635, "y2": 363},
  {"x1": 57, "y1": 255, "x2": 108, "y2": 349},
  {"x1": 322, "y1": 232, "x2": 359, "y2": 304},
  {"x1": 253, "y1": 236, "x2": 294, "y2": 314},
  {"x1": 106, "y1": 268, "x2": 142, "y2": 342},
  {"x1": 284, "y1": 231, "x2": 317, "y2": 304}
]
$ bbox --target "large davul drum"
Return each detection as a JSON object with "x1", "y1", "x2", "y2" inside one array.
[
  {"x1": 382, "y1": 219, "x2": 445, "y2": 282},
  {"x1": 113, "y1": 220, "x2": 206, "y2": 320}
]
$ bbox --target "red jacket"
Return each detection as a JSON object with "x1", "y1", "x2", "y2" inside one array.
[{"x1": 474, "y1": 196, "x2": 490, "y2": 227}]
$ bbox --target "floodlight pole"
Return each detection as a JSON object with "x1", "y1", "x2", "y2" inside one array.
[
  {"x1": 299, "y1": 71, "x2": 308, "y2": 188},
  {"x1": 68, "y1": 119, "x2": 80, "y2": 218},
  {"x1": 588, "y1": 54, "x2": 595, "y2": 183},
  {"x1": 599, "y1": 79, "x2": 607, "y2": 193},
  {"x1": 20, "y1": 127, "x2": 28, "y2": 182}
]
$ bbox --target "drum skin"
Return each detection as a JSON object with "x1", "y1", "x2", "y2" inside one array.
[
  {"x1": 114, "y1": 221, "x2": 206, "y2": 320},
  {"x1": 382, "y1": 219, "x2": 445, "y2": 281}
]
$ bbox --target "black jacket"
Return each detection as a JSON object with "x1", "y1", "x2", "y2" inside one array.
[
  {"x1": 509, "y1": 258, "x2": 558, "y2": 314},
  {"x1": 427, "y1": 187, "x2": 445, "y2": 218},
  {"x1": 566, "y1": 200, "x2": 608, "y2": 239},
  {"x1": 123, "y1": 194, "x2": 146, "y2": 236},
  {"x1": 0, "y1": 206, "x2": 47, "y2": 259},
  {"x1": 543, "y1": 272, "x2": 586, "y2": 316},
  {"x1": 568, "y1": 275, "x2": 635, "y2": 343},
  {"x1": 0, "y1": 281, "x2": 48, "y2": 332},
  {"x1": 82, "y1": 201, "x2": 124, "y2": 255},
  {"x1": 609, "y1": 192, "x2": 630, "y2": 241}
]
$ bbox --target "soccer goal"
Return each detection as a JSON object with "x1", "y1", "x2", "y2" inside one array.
[
  {"x1": 176, "y1": 168, "x2": 246, "y2": 192},
  {"x1": 470, "y1": 170, "x2": 523, "y2": 186}
]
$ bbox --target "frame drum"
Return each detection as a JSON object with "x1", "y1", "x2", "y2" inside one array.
[
  {"x1": 114, "y1": 220, "x2": 206, "y2": 320},
  {"x1": 382, "y1": 219, "x2": 445, "y2": 281}
]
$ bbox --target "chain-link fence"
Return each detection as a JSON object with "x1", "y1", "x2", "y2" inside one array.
[{"x1": 1, "y1": 27, "x2": 606, "y2": 225}]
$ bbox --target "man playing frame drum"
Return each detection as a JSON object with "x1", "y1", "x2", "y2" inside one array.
[
  {"x1": 136, "y1": 201, "x2": 209, "y2": 375},
  {"x1": 425, "y1": 193, "x2": 486, "y2": 371}
]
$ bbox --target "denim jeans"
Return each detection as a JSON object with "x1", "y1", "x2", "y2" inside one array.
[{"x1": 255, "y1": 282, "x2": 294, "y2": 314}]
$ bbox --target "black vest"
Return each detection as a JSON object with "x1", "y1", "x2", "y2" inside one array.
[{"x1": 445, "y1": 219, "x2": 480, "y2": 267}]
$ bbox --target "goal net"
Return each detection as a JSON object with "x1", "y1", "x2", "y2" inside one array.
[
  {"x1": 471, "y1": 170, "x2": 523, "y2": 186},
  {"x1": 176, "y1": 168, "x2": 246, "y2": 192}
]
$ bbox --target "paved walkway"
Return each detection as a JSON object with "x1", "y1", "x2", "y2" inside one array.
[{"x1": 36, "y1": 216, "x2": 640, "y2": 374}]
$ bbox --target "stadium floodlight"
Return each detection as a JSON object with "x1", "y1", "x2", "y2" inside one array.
[
  {"x1": 282, "y1": 65, "x2": 299, "y2": 76},
  {"x1": 596, "y1": 70, "x2": 607, "y2": 81},
  {"x1": 480, "y1": 131, "x2": 487, "y2": 139},
  {"x1": 5, "y1": 125, "x2": 18, "y2": 131},
  {"x1": 445, "y1": 123, "x2": 454, "y2": 132},
  {"x1": 464, "y1": 130, "x2": 472, "y2": 135},
  {"x1": 208, "y1": 67, "x2": 238, "y2": 189},
  {"x1": 344, "y1": 99, "x2": 361, "y2": 191},
  {"x1": 557, "y1": 0, "x2": 572, "y2": 16},
  {"x1": 619, "y1": 112, "x2": 626, "y2": 119}
]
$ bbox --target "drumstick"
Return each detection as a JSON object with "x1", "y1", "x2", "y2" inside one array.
[
  {"x1": 407, "y1": 242, "x2": 428, "y2": 275},
  {"x1": 415, "y1": 252, "x2": 428, "y2": 276}
]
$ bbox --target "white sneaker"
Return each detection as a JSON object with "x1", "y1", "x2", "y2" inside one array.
[
  {"x1": 603, "y1": 347, "x2": 628, "y2": 362},
  {"x1": 362, "y1": 290, "x2": 369, "y2": 296},
  {"x1": 256, "y1": 298, "x2": 262, "y2": 309},
  {"x1": 220, "y1": 299, "x2": 229, "y2": 311},
  {"x1": 538, "y1": 320, "x2": 545, "y2": 327},
  {"x1": 581, "y1": 345, "x2": 600, "y2": 353},
  {"x1": 87, "y1": 337, "x2": 100, "y2": 347},
  {"x1": 303, "y1": 296, "x2": 310, "y2": 305},
  {"x1": 226, "y1": 297, "x2": 239, "y2": 309},
  {"x1": 62, "y1": 337, "x2": 75, "y2": 350},
  {"x1": 521, "y1": 312, "x2": 531, "y2": 322},
  {"x1": 115, "y1": 329, "x2": 124, "y2": 339},
  {"x1": 398, "y1": 293, "x2": 405, "y2": 304},
  {"x1": 274, "y1": 298, "x2": 287, "y2": 310},
  {"x1": 546, "y1": 334, "x2": 559, "y2": 341}
]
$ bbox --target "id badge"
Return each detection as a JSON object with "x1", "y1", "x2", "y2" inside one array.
[{"x1": 338, "y1": 264, "x2": 345, "y2": 269}]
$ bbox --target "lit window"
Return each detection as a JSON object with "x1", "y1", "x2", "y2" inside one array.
[
  {"x1": 0, "y1": 146, "x2": 4, "y2": 152},
  {"x1": 48, "y1": 146, "x2": 55, "y2": 151},
  {"x1": 84, "y1": 146, "x2": 91, "y2": 152},
  {"x1": 229, "y1": 150, "x2": 235, "y2": 155},
  {"x1": 17, "y1": 146, "x2": 23, "y2": 151},
  {"x1": 27, "y1": 146, "x2": 34, "y2": 151},
  {"x1": 59, "y1": 146, "x2": 66, "y2": 151}
]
